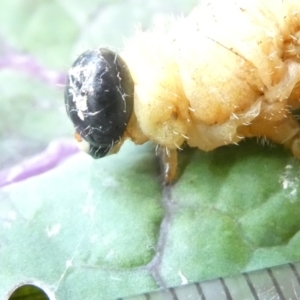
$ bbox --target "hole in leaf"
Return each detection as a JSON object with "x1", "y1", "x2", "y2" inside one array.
[{"x1": 8, "y1": 284, "x2": 50, "y2": 300}]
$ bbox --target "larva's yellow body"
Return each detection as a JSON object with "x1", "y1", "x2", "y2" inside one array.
[
  {"x1": 65, "y1": 0, "x2": 300, "y2": 183},
  {"x1": 120, "y1": 0, "x2": 300, "y2": 181}
]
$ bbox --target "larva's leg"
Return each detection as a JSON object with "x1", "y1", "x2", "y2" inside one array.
[
  {"x1": 238, "y1": 114, "x2": 300, "y2": 157},
  {"x1": 284, "y1": 134, "x2": 300, "y2": 158},
  {"x1": 157, "y1": 146, "x2": 178, "y2": 184}
]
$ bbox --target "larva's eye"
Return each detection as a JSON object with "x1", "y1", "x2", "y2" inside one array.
[{"x1": 64, "y1": 48, "x2": 134, "y2": 158}]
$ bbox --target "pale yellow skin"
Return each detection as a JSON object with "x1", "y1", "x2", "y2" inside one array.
[{"x1": 120, "y1": 0, "x2": 300, "y2": 182}]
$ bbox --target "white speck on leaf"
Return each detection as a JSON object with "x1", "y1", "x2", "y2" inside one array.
[
  {"x1": 65, "y1": 259, "x2": 73, "y2": 268},
  {"x1": 279, "y1": 163, "x2": 300, "y2": 201},
  {"x1": 110, "y1": 276, "x2": 122, "y2": 281},
  {"x1": 178, "y1": 270, "x2": 188, "y2": 285},
  {"x1": 46, "y1": 223, "x2": 61, "y2": 237}
]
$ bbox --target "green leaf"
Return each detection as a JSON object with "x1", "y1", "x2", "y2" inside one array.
[
  {"x1": 1, "y1": 0, "x2": 300, "y2": 299},
  {"x1": 1, "y1": 140, "x2": 300, "y2": 299},
  {"x1": 0, "y1": 71, "x2": 72, "y2": 168}
]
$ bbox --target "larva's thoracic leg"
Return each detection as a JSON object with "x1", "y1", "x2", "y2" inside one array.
[
  {"x1": 157, "y1": 146, "x2": 178, "y2": 184},
  {"x1": 238, "y1": 113, "x2": 300, "y2": 157},
  {"x1": 287, "y1": 135, "x2": 300, "y2": 159}
]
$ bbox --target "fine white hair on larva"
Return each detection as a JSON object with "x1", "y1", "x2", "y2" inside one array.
[
  {"x1": 174, "y1": 142, "x2": 183, "y2": 150},
  {"x1": 121, "y1": 0, "x2": 300, "y2": 159},
  {"x1": 65, "y1": 0, "x2": 300, "y2": 183}
]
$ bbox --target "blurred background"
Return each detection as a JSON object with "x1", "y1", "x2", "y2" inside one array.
[{"x1": 0, "y1": 0, "x2": 198, "y2": 176}]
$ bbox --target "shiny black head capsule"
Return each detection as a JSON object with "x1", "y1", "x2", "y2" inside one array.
[{"x1": 64, "y1": 48, "x2": 134, "y2": 158}]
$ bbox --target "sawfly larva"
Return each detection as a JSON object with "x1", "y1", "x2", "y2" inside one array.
[{"x1": 64, "y1": 0, "x2": 300, "y2": 183}]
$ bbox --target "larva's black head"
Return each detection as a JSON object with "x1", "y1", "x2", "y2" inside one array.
[{"x1": 64, "y1": 48, "x2": 134, "y2": 158}]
